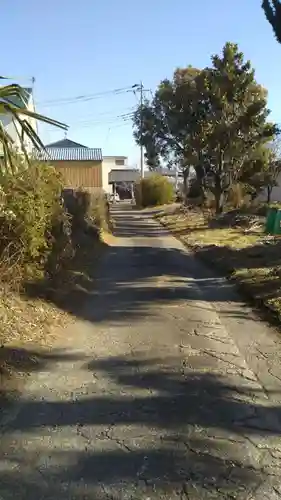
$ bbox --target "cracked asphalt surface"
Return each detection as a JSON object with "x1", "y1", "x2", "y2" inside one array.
[{"x1": 1, "y1": 205, "x2": 281, "y2": 498}]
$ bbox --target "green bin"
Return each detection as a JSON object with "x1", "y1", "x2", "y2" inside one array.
[
  {"x1": 265, "y1": 207, "x2": 277, "y2": 234},
  {"x1": 273, "y1": 209, "x2": 281, "y2": 235}
]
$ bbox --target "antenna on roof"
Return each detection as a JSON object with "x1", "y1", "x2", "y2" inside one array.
[
  {"x1": 0, "y1": 75, "x2": 35, "y2": 84},
  {"x1": 64, "y1": 129, "x2": 68, "y2": 139}
]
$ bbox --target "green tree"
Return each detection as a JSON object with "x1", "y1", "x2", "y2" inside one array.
[
  {"x1": 262, "y1": 0, "x2": 281, "y2": 43},
  {"x1": 133, "y1": 66, "x2": 204, "y2": 193},
  {"x1": 199, "y1": 43, "x2": 276, "y2": 212},
  {"x1": 134, "y1": 42, "x2": 277, "y2": 213},
  {"x1": 133, "y1": 99, "x2": 162, "y2": 169},
  {"x1": 239, "y1": 144, "x2": 274, "y2": 200}
]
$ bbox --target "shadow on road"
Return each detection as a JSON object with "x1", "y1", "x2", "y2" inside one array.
[
  {"x1": 1, "y1": 353, "x2": 280, "y2": 497},
  {"x1": 0, "y1": 346, "x2": 86, "y2": 410},
  {"x1": 25, "y1": 209, "x2": 253, "y2": 327},
  {"x1": 4, "y1": 209, "x2": 280, "y2": 497}
]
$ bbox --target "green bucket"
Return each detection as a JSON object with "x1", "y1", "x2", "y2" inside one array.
[
  {"x1": 265, "y1": 207, "x2": 278, "y2": 234},
  {"x1": 273, "y1": 209, "x2": 281, "y2": 235}
]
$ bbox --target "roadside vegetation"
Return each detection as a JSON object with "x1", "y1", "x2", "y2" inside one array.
[
  {"x1": 135, "y1": 174, "x2": 174, "y2": 207},
  {"x1": 134, "y1": 41, "x2": 281, "y2": 320},
  {"x1": 0, "y1": 84, "x2": 109, "y2": 406},
  {"x1": 156, "y1": 206, "x2": 281, "y2": 317},
  {"x1": 134, "y1": 42, "x2": 280, "y2": 213}
]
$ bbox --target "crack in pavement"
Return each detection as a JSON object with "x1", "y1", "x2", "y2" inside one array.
[{"x1": 1, "y1": 207, "x2": 281, "y2": 498}]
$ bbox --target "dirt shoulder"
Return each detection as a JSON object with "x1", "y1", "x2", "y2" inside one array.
[
  {"x1": 0, "y1": 230, "x2": 108, "y2": 416},
  {"x1": 157, "y1": 205, "x2": 281, "y2": 322}
]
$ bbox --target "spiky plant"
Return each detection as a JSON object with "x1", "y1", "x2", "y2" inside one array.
[{"x1": 0, "y1": 80, "x2": 67, "y2": 173}]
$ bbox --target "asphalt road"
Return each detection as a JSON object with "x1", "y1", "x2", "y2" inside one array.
[{"x1": 1, "y1": 206, "x2": 281, "y2": 499}]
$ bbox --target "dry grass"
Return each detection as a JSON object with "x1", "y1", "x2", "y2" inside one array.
[
  {"x1": 158, "y1": 209, "x2": 262, "y2": 248},
  {"x1": 0, "y1": 229, "x2": 108, "y2": 414},
  {"x1": 0, "y1": 289, "x2": 66, "y2": 348},
  {"x1": 158, "y1": 207, "x2": 281, "y2": 320},
  {"x1": 0, "y1": 287, "x2": 67, "y2": 409}
]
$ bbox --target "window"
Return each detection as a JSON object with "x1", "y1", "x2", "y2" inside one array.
[{"x1": 115, "y1": 158, "x2": 125, "y2": 166}]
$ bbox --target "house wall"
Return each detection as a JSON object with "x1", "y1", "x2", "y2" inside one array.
[
  {"x1": 24, "y1": 95, "x2": 38, "y2": 152},
  {"x1": 0, "y1": 93, "x2": 37, "y2": 155},
  {"x1": 50, "y1": 160, "x2": 103, "y2": 190},
  {"x1": 102, "y1": 156, "x2": 127, "y2": 193}
]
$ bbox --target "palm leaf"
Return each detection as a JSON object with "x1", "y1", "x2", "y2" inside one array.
[
  {"x1": 0, "y1": 84, "x2": 67, "y2": 129},
  {"x1": 0, "y1": 82, "x2": 68, "y2": 172},
  {"x1": 0, "y1": 102, "x2": 67, "y2": 131},
  {"x1": 0, "y1": 121, "x2": 15, "y2": 173},
  {"x1": 12, "y1": 117, "x2": 30, "y2": 168},
  {"x1": 8, "y1": 106, "x2": 47, "y2": 151}
]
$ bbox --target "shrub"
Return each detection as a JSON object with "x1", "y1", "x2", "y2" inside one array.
[
  {"x1": 63, "y1": 188, "x2": 110, "y2": 233},
  {"x1": 0, "y1": 160, "x2": 72, "y2": 286},
  {"x1": 135, "y1": 174, "x2": 174, "y2": 208},
  {"x1": 85, "y1": 190, "x2": 110, "y2": 231},
  {"x1": 227, "y1": 183, "x2": 245, "y2": 209}
]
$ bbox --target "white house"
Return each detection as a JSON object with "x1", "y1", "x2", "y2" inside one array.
[
  {"x1": 0, "y1": 87, "x2": 37, "y2": 155},
  {"x1": 102, "y1": 155, "x2": 128, "y2": 193}
]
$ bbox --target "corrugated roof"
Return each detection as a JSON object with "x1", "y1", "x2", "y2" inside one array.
[
  {"x1": 35, "y1": 147, "x2": 102, "y2": 161},
  {"x1": 109, "y1": 169, "x2": 140, "y2": 183}
]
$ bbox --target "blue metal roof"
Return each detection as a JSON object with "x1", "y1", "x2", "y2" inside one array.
[{"x1": 34, "y1": 147, "x2": 102, "y2": 161}]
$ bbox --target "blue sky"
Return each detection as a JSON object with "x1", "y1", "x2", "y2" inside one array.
[{"x1": 2, "y1": 0, "x2": 280, "y2": 166}]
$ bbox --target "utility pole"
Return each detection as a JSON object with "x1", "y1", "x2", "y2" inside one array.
[
  {"x1": 140, "y1": 81, "x2": 144, "y2": 179},
  {"x1": 132, "y1": 82, "x2": 146, "y2": 178},
  {"x1": 132, "y1": 81, "x2": 148, "y2": 206}
]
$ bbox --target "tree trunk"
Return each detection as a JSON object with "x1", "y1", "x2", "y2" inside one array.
[
  {"x1": 214, "y1": 175, "x2": 224, "y2": 214},
  {"x1": 194, "y1": 164, "x2": 206, "y2": 204},
  {"x1": 183, "y1": 168, "x2": 189, "y2": 204},
  {"x1": 267, "y1": 185, "x2": 272, "y2": 204},
  {"x1": 215, "y1": 191, "x2": 224, "y2": 214}
]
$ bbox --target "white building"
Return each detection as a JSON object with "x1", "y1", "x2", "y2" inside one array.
[
  {"x1": 0, "y1": 87, "x2": 37, "y2": 155},
  {"x1": 102, "y1": 155, "x2": 128, "y2": 193}
]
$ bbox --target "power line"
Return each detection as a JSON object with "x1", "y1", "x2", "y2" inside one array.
[
  {"x1": 40, "y1": 104, "x2": 134, "y2": 126},
  {"x1": 38, "y1": 86, "x2": 132, "y2": 104},
  {"x1": 37, "y1": 86, "x2": 136, "y2": 107},
  {"x1": 40, "y1": 81, "x2": 141, "y2": 146},
  {"x1": 47, "y1": 110, "x2": 135, "y2": 128},
  {"x1": 66, "y1": 106, "x2": 135, "y2": 124},
  {"x1": 72, "y1": 116, "x2": 133, "y2": 129},
  {"x1": 42, "y1": 111, "x2": 134, "y2": 131},
  {"x1": 69, "y1": 120, "x2": 133, "y2": 131}
]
